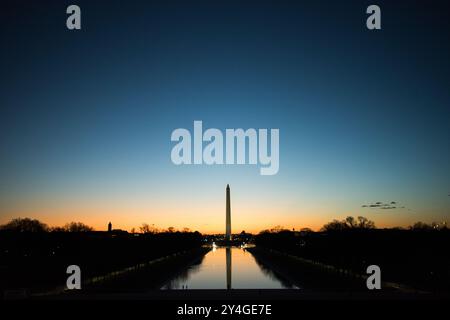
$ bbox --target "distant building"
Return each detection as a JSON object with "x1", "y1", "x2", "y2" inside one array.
[{"x1": 108, "y1": 222, "x2": 112, "y2": 232}]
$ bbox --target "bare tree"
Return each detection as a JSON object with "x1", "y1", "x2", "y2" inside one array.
[
  {"x1": 140, "y1": 223, "x2": 158, "y2": 234},
  {"x1": 63, "y1": 222, "x2": 94, "y2": 232},
  {"x1": 140, "y1": 223, "x2": 151, "y2": 233},
  {"x1": 345, "y1": 216, "x2": 357, "y2": 228},
  {"x1": 357, "y1": 216, "x2": 375, "y2": 229},
  {"x1": 270, "y1": 225, "x2": 287, "y2": 233},
  {"x1": 167, "y1": 226, "x2": 176, "y2": 233},
  {"x1": 322, "y1": 216, "x2": 375, "y2": 231},
  {"x1": 410, "y1": 222, "x2": 432, "y2": 230},
  {"x1": 321, "y1": 219, "x2": 348, "y2": 231},
  {"x1": 0, "y1": 218, "x2": 48, "y2": 232}
]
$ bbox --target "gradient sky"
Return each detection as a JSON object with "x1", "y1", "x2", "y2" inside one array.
[{"x1": 1, "y1": 0, "x2": 449, "y2": 233}]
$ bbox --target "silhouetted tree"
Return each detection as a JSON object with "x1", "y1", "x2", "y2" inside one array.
[
  {"x1": 0, "y1": 218, "x2": 48, "y2": 232},
  {"x1": 50, "y1": 226, "x2": 66, "y2": 232},
  {"x1": 140, "y1": 223, "x2": 159, "y2": 234},
  {"x1": 356, "y1": 216, "x2": 375, "y2": 229},
  {"x1": 321, "y1": 216, "x2": 375, "y2": 231},
  {"x1": 63, "y1": 222, "x2": 94, "y2": 232},
  {"x1": 345, "y1": 216, "x2": 357, "y2": 228},
  {"x1": 321, "y1": 219, "x2": 347, "y2": 231},
  {"x1": 300, "y1": 228, "x2": 313, "y2": 234},
  {"x1": 410, "y1": 222, "x2": 432, "y2": 230},
  {"x1": 140, "y1": 223, "x2": 151, "y2": 233},
  {"x1": 167, "y1": 227, "x2": 176, "y2": 233},
  {"x1": 409, "y1": 221, "x2": 447, "y2": 230},
  {"x1": 270, "y1": 225, "x2": 287, "y2": 233}
]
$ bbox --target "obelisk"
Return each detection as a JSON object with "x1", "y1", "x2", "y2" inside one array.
[{"x1": 226, "y1": 184, "x2": 231, "y2": 241}]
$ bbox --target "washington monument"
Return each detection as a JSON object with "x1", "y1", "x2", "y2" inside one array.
[{"x1": 226, "y1": 184, "x2": 231, "y2": 241}]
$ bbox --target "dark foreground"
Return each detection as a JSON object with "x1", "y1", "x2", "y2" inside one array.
[
  {"x1": 27, "y1": 245, "x2": 447, "y2": 301},
  {"x1": 33, "y1": 288, "x2": 449, "y2": 300}
]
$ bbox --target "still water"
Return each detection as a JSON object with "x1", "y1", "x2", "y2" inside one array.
[{"x1": 161, "y1": 246, "x2": 298, "y2": 289}]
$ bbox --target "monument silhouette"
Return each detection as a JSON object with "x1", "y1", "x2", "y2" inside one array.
[
  {"x1": 217, "y1": 184, "x2": 241, "y2": 246},
  {"x1": 226, "y1": 184, "x2": 231, "y2": 241}
]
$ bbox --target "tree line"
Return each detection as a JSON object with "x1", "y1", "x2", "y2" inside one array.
[
  {"x1": 260, "y1": 216, "x2": 447, "y2": 234},
  {"x1": 0, "y1": 217, "x2": 200, "y2": 234},
  {"x1": 0, "y1": 218, "x2": 93, "y2": 233}
]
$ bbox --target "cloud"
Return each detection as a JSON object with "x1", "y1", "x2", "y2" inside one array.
[{"x1": 361, "y1": 201, "x2": 405, "y2": 210}]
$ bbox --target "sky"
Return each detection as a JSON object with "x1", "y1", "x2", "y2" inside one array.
[{"x1": 1, "y1": 0, "x2": 449, "y2": 233}]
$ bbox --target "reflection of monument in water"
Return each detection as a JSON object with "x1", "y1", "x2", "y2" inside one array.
[{"x1": 226, "y1": 247, "x2": 232, "y2": 289}]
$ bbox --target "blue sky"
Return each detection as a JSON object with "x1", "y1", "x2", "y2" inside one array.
[{"x1": 1, "y1": 0, "x2": 449, "y2": 232}]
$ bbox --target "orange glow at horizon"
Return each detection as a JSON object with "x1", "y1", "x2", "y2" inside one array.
[{"x1": 0, "y1": 200, "x2": 439, "y2": 234}]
